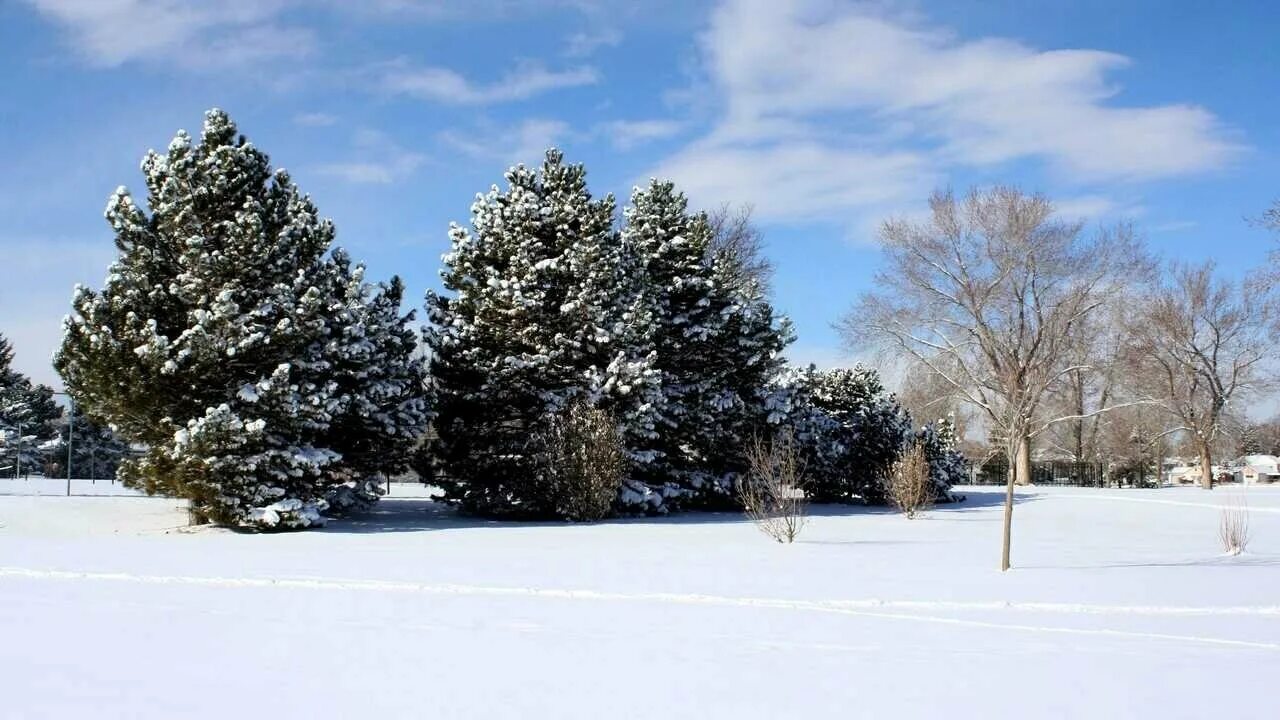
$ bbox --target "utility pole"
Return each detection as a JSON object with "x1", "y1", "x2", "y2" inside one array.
[
  {"x1": 66, "y1": 394, "x2": 74, "y2": 496},
  {"x1": 52, "y1": 391, "x2": 74, "y2": 495},
  {"x1": 14, "y1": 421, "x2": 21, "y2": 479}
]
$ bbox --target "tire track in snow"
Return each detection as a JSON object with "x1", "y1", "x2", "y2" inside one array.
[{"x1": 2, "y1": 566, "x2": 1277, "y2": 651}]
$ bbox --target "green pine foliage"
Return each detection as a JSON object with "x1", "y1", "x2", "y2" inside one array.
[
  {"x1": 1, "y1": 333, "x2": 62, "y2": 475},
  {"x1": 622, "y1": 181, "x2": 792, "y2": 510},
  {"x1": 426, "y1": 150, "x2": 660, "y2": 518},
  {"x1": 55, "y1": 109, "x2": 429, "y2": 529}
]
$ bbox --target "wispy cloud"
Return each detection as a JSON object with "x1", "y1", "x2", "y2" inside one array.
[
  {"x1": 1150, "y1": 220, "x2": 1199, "y2": 233},
  {"x1": 376, "y1": 60, "x2": 598, "y2": 105},
  {"x1": 600, "y1": 120, "x2": 684, "y2": 150},
  {"x1": 23, "y1": 0, "x2": 315, "y2": 68},
  {"x1": 565, "y1": 26, "x2": 622, "y2": 57},
  {"x1": 294, "y1": 112, "x2": 339, "y2": 127},
  {"x1": 654, "y1": 141, "x2": 932, "y2": 223},
  {"x1": 439, "y1": 119, "x2": 571, "y2": 168},
  {"x1": 653, "y1": 0, "x2": 1244, "y2": 224},
  {"x1": 312, "y1": 129, "x2": 426, "y2": 185}
]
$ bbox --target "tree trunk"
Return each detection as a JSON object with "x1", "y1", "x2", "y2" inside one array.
[
  {"x1": 1015, "y1": 435, "x2": 1032, "y2": 486},
  {"x1": 1198, "y1": 442, "x2": 1214, "y2": 490},
  {"x1": 1001, "y1": 470, "x2": 1015, "y2": 572},
  {"x1": 1000, "y1": 434, "x2": 1028, "y2": 572},
  {"x1": 1072, "y1": 370, "x2": 1085, "y2": 462}
]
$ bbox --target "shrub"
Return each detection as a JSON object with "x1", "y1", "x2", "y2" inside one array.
[
  {"x1": 534, "y1": 401, "x2": 626, "y2": 521},
  {"x1": 739, "y1": 433, "x2": 808, "y2": 543},
  {"x1": 1219, "y1": 496, "x2": 1250, "y2": 556},
  {"x1": 887, "y1": 441, "x2": 934, "y2": 519}
]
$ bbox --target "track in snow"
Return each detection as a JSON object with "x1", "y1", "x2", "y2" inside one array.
[{"x1": 3, "y1": 566, "x2": 1276, "y2": 651}]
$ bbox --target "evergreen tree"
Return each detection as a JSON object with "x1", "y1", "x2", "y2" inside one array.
[
  {"x1": 618, "y1": 181, "x2": 793, "y2": 509},
  {"x1": 426, "y1": 150, "x2": 659, "y2": 518},
  {"x1": 618, "y1": 181, "x2": 723, "y2": 504},
  {"x1": 0, "y1": 333, "x2": 61, "y2": 476},
  {"x1": 915, "y1": 415, "x2": 967, "y2": 500},
  {"x1": 769, "y1": 365, "x2": 911, "y2": 504},
  {"x1": 55, "y1": 109, "x2": 428, "y2": 529},
  {"x1": 44, "y1": 413, "x2": 132, "y2": 481},
  {"x1": 700, "y1": 218, "x2": 793, "y2": 498}
]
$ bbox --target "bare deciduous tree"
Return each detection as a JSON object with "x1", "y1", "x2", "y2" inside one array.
[
  {"x1": 1041, "y1": 301, "x2": 1131, "y2": 464},
  {"x1": 842, "y1": 187, "x2": 1147, "y2": 570},
  {"x1": 887, "y1": 441, "x2": 934, "y2": 519},
  {"x1": 740, "y1": 433, "x2": 807, "y2": 543},
  {"x1": 707, "y1": 203, "x2": 774, "y2": 294},
  {"x1": 1126, "y1": 262, "x2": 1273, "y2": 489}
]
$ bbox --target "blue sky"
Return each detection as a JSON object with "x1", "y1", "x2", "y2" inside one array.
[{"x1": 1, "y1": 0, "x2": 1277, "y2": 389}]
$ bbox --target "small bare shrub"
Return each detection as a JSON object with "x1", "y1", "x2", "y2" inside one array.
[
  {"x1": 1219, "y1": 496, "x2": 1250, "y2": 556},
  {"x1": 887, "y1": 441, "x2": 934, "y2": 519},
  {"x1": 740, "y1": 433, "x2": 807, "y2": 543},
  {"x1": 535, "y1": 401, "x2": 626, "y2": 522}
]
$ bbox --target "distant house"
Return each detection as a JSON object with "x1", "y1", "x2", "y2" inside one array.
[
  {"x1": 1164, "y1": 459, "x2": 1231, "y2": 485},
  {"x1": 1232, "y1": 455, "x2": 1280, "y2": 484}
]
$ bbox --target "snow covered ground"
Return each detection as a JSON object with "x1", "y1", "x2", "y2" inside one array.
[{"x1": 1, "y1": 484, "x2": 1278, "y2": 719}]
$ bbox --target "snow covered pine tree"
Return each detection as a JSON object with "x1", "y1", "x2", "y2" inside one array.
[
  {"x1": 426, "y1": 150, "x2": 660, "y2": 518},
  {"x1": 768, "y1": 365, "x2": 912, "y2": 504},
  {"x1": 47, "y1": 413, "x2": 131, "y2": 481},
  {"x1": 622, "y1": 181, "x2": 791, "y2": 509},
  {"x1": 55, "y1": 110, "x2": 429, "y2": 529},
  {"x1": 915, "y1": 415, "x2": 967, "y2": 501},
  {"x1": 0, "y1": 333, "x2": 62, "y2": 476}
]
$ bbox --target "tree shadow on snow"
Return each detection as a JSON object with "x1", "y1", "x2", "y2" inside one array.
[{"x1": 319, "y1": 489, "x2": 1028, "y2": 534}]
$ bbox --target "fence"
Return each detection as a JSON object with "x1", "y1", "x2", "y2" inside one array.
[{"x1": 970, "y1": 459, "x2": 1153, "y2": 488}]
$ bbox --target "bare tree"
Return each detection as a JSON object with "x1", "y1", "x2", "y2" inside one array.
[
  {"x1": 739, "y1": 432, "x2": 807, "y2": 543},
  {"x1": 706, "y1": 203, "x2": 774, "y2": 294},
  {"x1": 1125, "y1": 262, "x2": 1273, "y2": 490},
  {"x1": 842, "y1": 187, "x2": 1147, "y2": 570},
  {"x1": 1041, "y1": 300, "x2": 1131, "y2": 464},
  {"x1": 898, "y1": 361, "x2": 970, "y2": 431}
]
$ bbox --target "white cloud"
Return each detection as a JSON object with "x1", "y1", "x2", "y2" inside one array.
[
  {"x1": 377, "y1": 61, "x2": 598, "y2": 105},
  {"x1": 708, "y1": 0, "x2": 1240, "y2": 181},
  {"x1": 600, "y1": 120, "x2": 684, "y2": 150},
  {"x1": 23, "y1": 0, "x2": 314, "y2": 68},
  {"x1": 312, "y1": 129, "x2": 426, "y2": 185},
  {"x1": 653, "y1": 0, "x2": 1243, "y2": 224},
  {"x1": 1051, "y1": 195, "x2": 1150, "y2": 223},
  {"x1": 653, "y1": 139, "x2": 934, "y2": 223},
  {"x1": 294, "y1": 112, "x2": 338, "y2": 127},
  {"x1": 440, "y1": 119, "x2": 571, "y2": 168},
  {"x1": 565, "y1": 26, "x2": 622, "y2": 57},
  {"x1": 1150, "y1": 220, "x2": 1198, "y2": 233}
]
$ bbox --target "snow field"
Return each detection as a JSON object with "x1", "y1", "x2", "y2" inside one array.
[{"x1": 1, "y1": 485, "x2": 1277, "y2": 718}]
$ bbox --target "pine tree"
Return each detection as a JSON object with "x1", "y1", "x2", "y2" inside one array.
[
  {"x1": 55, "y1": 109, "x2": 428, "y2": 529},
  {"x1": 915, "y1": 415, "x2": 967, "y2": 500},
  {"x1": 769, "y1": 365, "x2": 912, "y2": 504},
  {"x1": 0, "y1": 333, "x2": 61, "y2": 476},
  {"x1": 618, "y1": 180, "x2": 792, "y2": 509},
  {"x1": 426, "y1": 150, "x2": 659, "y2": 518},
  {"x1": 700, "y1": 220, "x2": 793, "y2": 498},
  {"x1": 618, "y1": 181, "x2": 722, "y2": 503},
  {"x1": 614, "y1": 179, "x2": 793, "y2": 507},
  {"x1": 45, "y1": 413, "x2": 132, "y2": 480}
]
